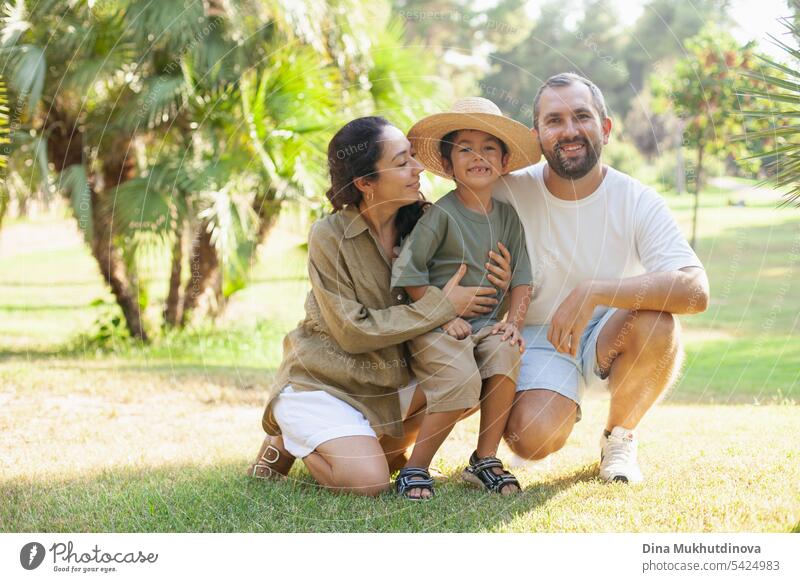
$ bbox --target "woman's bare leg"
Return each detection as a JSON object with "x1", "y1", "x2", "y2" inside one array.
[{"x1": 303, "y1": 436, "x2": 391, "y2": 497}]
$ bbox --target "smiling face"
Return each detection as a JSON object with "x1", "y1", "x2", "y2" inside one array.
[
  {"x1": 358, "y1": 124, "x2": 423, "y2": 208},
  {"x1": 534, "y1": 82, "x2": 611, "y2": 180},
  {"x1": 441, "y1": 129, "x2": 509, "y2": 190}
]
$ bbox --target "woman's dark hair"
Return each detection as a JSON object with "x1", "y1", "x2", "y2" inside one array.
[
  {"x1": 396, "y1": 200, "x2": 430, "y2": 242},
  {"x1": 439, "y1": 129, "x2": 509, "y2": 166},
  {"x1": 325, "y1": 116, "x2": 429, "y2": 242},
  {"x1": 326, "y1": 116, "x2": 391, "y2": 211}
]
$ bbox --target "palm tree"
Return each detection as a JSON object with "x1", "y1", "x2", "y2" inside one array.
[
  {"x1": 1, "y1": 0, "x2": 440, "y2": 340},
  {"x1": 1, "y1": 0, "x2": 149, "y2": 338},
  {"x1": 0, "y1": 77, "x2": 9, "y2": 225},
  {"x1": 738, "y1": 15, "x2": 800, "y2": 207}
]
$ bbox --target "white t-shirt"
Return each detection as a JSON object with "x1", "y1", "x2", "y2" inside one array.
[{"x1": 494, "y1": 163, "x2": 704, "y2": 325}]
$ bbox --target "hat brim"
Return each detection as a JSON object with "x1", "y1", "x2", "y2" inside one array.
[{"x1": 408, "y1": 112, "x2": 541, "y2": 179}]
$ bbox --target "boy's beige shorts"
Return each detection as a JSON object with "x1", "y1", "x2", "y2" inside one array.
[{"x1": 408, "y1": 326, "x2": 521, "y2": 413}]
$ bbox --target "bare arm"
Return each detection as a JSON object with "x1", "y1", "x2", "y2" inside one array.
[
  {"x1": 586, "y1": 267, "x2": 709, "y2": 315},
  {"x1": 490, "y1": 284, "x2": 533, "y2": 351},
  {"x1": 549, "y1": 267, "x2": 710, "y2": 356},
  {"x1": 506, "y1": 284, "x2": 533, "y2": 327}
]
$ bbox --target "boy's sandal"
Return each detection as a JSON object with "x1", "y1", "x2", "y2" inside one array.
[
  {"x1": 248, "y1": 437, "x2": 294, "y2": 480},
  {"x1": 462, "y1": 451, "x2": 521, "y2": 494},
  {"x1": 395, "y1": 467, "x2": 435, "y2": 500}
]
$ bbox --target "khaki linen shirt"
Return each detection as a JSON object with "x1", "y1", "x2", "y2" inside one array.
[{"x1": 261, "y1": 205, "x2": 458, "y2": 439}]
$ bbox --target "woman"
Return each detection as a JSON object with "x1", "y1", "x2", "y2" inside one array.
[{"x1": 249, "y1": 116, "x2": 513, "y2": 496}]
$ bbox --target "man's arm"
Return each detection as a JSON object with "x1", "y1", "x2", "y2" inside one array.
[
  {"x1": 548, "y1": 267, "x2": 710, "y2": 356},
  {"x1": 585, "y1": 267, "x2": 709, "y2": 315}
]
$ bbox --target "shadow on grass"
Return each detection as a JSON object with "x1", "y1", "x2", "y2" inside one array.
[{"x1": 0, "y1": 460, "x2": 598, "y2": 533}]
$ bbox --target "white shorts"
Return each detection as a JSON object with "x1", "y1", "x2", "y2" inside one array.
[{"x1": 272, "y1": 382, "x2": 418, "y2": 458}]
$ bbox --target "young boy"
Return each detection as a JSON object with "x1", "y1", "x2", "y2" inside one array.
[{"x1": 391, "y1": 97, "x2": 541, "y2": 499}]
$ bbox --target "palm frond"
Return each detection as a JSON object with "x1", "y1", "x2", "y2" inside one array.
[
  {"x1": 240, "y1": 44, "x2": 340, "y2": 197},
  {"x1": 737, "y1": 15, "x2": 800, "y2": 207},
  {"x1": 124, "y1": 0, "x2": 208, "y2": 55},
  {"x1": 4, "y1": 43, "x2": 45, "y2": 115},
  {"x1": 32, "y1": 134, "x2": 51, "y2": 196},
  {"x1": 57, "y1": 164, "x2": 94, "y2": 241},
  {"x1": 367, "y1": 18, "x2": 440, "y2": 127},
  {"x1": 0, "y1": 0, "x2": 31, "y2": 48},
  {"x1": 0, "y1": 79, "x2": 9, "y2": 168},
  {"x1": 121, "y1": 75, "x2": 188, "y2": 130},
  {"x1": 754, "y1": 53, "x2": 800, "y2": 81}
]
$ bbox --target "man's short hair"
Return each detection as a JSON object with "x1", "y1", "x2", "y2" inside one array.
[{"x1": 532, "y1": 73, "x2": 608, "y2": 129}]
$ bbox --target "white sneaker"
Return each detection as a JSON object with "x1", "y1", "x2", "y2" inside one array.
[
  {"x1": 599, "y1": 427, "x2": 643, "y2": 484},
  {"x1": 507, "y1": 453, "x2": 552, "y2": 471}
]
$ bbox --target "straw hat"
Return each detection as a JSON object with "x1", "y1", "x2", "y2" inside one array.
[{"x1": 408, "y1": 97, "x2": 541, "y2": 179}]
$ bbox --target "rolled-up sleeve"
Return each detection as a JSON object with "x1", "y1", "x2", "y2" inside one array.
[{"x1": 308, "y1": 223, "x2": 457, "y2": 354}]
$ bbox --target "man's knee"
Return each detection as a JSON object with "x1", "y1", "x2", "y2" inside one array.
[
  {"x1": 504, "y1": 391, "x2": 577, "y2": 460},
  {"x1": 629, "y1": 311, "x2": 679, "y2": 352}
]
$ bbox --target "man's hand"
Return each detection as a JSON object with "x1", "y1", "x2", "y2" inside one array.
[
  {"x1": 547, "y1": 281, "x2": 597, "y2": 357},
  {"x1": 442, "y1": 317, "x2": 472, "y2": 339},
  {"x1": 486, "y1": 242, "x2": 512, "y2": 290},
  {"x1": 491, "y1": 321, "x2": 525, "y2": 352}
]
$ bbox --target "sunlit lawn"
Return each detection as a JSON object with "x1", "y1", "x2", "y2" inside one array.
[{"x1": 0, "y1": 179, "x2": 798, "y2": 532}]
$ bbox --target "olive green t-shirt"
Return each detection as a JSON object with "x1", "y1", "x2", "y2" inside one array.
[{"x1": 391, "y1": 190, "x2": 533, "y2": 333}]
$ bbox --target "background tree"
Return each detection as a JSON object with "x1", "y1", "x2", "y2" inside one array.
[
  {"x1": 623, "y1": 0, "x2": 733, "y2": 92},
  {"x1": 479, "y1": 0, "x2": 732, "y2": 123},
  {"x1": 651, "y1": 25, "x2": 768, "y2": 248},
  {"x1": 0, "y1": 0, "x2": 440, "y2": 340},
  {"x1": 390, "y1": 0, "x2": 530, "y2": 98}
]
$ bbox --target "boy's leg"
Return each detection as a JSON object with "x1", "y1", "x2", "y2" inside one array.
[
  {"x1": 476, "y1": 374, "x2": 517, "y2": 459},
  {"x1": 473, "y1": 327, "x2": 523, "y2": 494},
  {"x1": 405, "y1": 331, "x2": 483, "y2": 498},
  {"x1": 380, "y1": 385, "x2": 427, "y2": 473}
]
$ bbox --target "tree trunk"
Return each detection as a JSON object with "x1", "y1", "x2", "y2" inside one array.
[
  {"x1": 164, "y1": 219, "x2": 186, "y2": 326},
  {"x1": 181, "y1": 219, "x2": 221, "y2": 325},
  {"x1": 178, "y1": 192, "x2": 282, "y2": 326},
  {"x1": 253, "y1": 194, "x2": 282, "y2": 246},
  {"x1": 45, "y1": 109, "x2": 148, "y2": 341},
  {"x1": 95, "y1": 135, "x2": 148, "y2": 341},
  {"x1": 90, "y1": 186, "x2": 148, "y2": 342},
  {"x1": 675, "y1": 125, "x2": 685, "y2": 196},
  {"x1": 691, "y1": 147, "x2": 704, "y2": 250}
]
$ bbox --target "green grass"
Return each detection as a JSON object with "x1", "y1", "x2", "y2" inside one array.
[{"x1": 0, "y1": 182, "x2": 798, "y2": 532}]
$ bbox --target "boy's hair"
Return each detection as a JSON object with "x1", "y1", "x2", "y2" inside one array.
[{"x1": 439, "y1": 129, "x2": 509, "y2": 166}]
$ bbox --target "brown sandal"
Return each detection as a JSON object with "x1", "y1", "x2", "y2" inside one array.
[{"x1": 248, "y1": 436, "x2": 295, "y2": 480}]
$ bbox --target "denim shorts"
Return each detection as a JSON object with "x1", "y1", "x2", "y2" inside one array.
[{"x1": 518, "y1": 308, "x2": 618, "y2": 422}]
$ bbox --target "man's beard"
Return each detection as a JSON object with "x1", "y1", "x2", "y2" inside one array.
[{"x1": 540, "y1": 135, "x2": 601, "y2": 180}]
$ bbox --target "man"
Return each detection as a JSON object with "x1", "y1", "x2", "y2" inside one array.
[{"x1": 494, "y1": 73, "x2": 710, "y2": 483}]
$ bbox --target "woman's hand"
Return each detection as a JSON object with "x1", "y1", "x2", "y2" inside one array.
[
  {"x1": 442, "y1": 264, "x2": 499, "y2": 318},
  {"x1": 486, "y1": 242, "x2": 513, "y2": 291}
]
